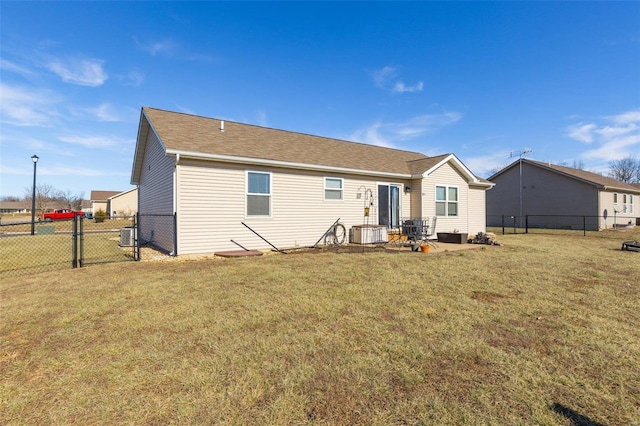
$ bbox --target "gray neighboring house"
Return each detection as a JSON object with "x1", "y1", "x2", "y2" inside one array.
[
  {"x1": 131, "y1": 107, "x2": 494, "y2": 255},
  {"x1": 487, "y1": 159, "x2": 640, "y2": 230}
]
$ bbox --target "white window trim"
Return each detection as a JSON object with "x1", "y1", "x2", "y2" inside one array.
[
  {"x1": 630, "y1": 195, "x2": 634, "y2": 214},
  {"x1": 613, "y1": 192, "x2": 618, "y2": 205},
  {"x1": 435, "y1": 185, "x2": 459, "y2": 217},
  {"x1": 246, "y1": 171, "x2": 272, "y2": 218},
  {"x1": 324, "y1": 177, "x2": 344, "y2": 201}
]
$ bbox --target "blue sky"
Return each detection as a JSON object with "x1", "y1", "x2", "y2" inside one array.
[{"x1": 1, "y1": 1, "x2": 639, "y2": 199}]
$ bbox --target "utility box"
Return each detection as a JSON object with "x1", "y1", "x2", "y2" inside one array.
[
  {"x1": 120, "y1": 227, "x2": 137, "y2": 247},
  {"x1": 351, "y1": 225, "x2": 387, "y2": 244}
]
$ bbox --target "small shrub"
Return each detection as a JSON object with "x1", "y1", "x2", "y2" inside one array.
[{"x1": 94, "y1": 209, "x2": 107, "y2": 223}]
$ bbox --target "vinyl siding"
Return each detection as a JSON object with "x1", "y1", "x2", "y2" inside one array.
[
  {"x1": 598, "y1": 189, "x2": 637, "y2": 229},
  {"x1": 110, "y1": 189, "x2": 138, "y2": 216},
  {"x1": 176, "y1": 159, "x2": 410, "y2": 254},
  {"x1": 467, "y1": 185, "x2": 487, "y2": 235},
  {"x1": 138, "y1": 130, "x2": 175, "y2": 252},
  {"x1": 487, "y1": 162, "x2": 600, "y2": 229},
  {"x1": 422, "y1": 163, "x2": 470, "y2": 234}
]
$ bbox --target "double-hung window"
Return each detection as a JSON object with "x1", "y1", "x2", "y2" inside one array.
[
  {"x1": 630, "y1": 195, "x2": 634, "y2": 214},
  {"x1": 324, "y1": 177, "x2": 343, "y2": 200},
  {"x1": 246, "y1": 171, "x2": 271, "y2": 216},
  {"x1": 435, "y1": 185, "x2": 458, "y2": 216}
]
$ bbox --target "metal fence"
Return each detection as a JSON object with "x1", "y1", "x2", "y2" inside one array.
[
  {"x1": 137, "y1": 213, "x2": 177, "y2": 256},
  {"x1": 0, "y1": 215, "x2": 138, "y2": 278},
  {"x1": 488, "y1": 214, "x2": 638, "y2": 236}
]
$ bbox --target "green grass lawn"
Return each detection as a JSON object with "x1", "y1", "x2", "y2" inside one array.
[{"x1": 1, "y1": 230, "x2": 639, "y2": 424}]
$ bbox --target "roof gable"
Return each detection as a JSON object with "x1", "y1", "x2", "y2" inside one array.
[{"x1": 489, "y1": 159, "x2": 640, "y2": 193}]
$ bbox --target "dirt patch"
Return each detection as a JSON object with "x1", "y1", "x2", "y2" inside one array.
[
  {"x1": 471, "y1": 291, "x2": 507, "y2": 304},
  {"x1": 476, "y1": 317, "x2": 561, "y2": 355}
]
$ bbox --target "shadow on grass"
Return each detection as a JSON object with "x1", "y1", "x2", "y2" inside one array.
[{"x1": 550, "y1": 403, "x2": 605, "y2": 426}]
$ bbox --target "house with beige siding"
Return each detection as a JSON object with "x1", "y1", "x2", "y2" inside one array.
[
  {"x1": 130, "y1": 107, "x2": 493, "y2": 255},
  {"x1": 487, "y1": 159, "x2": 640, "y2": 230},
  {"x1": 90, "y1": 190, "x2": 120, "y2": 216},
  {"x1": 108, "y1": 188, "x2": 138, "y2": 216}
]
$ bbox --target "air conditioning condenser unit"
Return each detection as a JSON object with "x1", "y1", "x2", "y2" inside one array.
[{"x1": 120, "y1": 227, "x2": 137, "y2": 247}]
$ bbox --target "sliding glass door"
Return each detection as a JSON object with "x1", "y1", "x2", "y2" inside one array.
[{"x1": 378, "y1": 184, "x2": 400, "y2": 229}]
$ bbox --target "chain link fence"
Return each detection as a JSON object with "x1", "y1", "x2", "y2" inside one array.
[
  {"x1": 0, "y1": 215, "x2": 138, "y2": 278},
  {"x1": 487, "y1": 214, "x2": 638, "y2": 236}
]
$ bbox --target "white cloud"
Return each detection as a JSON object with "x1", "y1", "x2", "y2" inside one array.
[
  {"x1": 393, "y1": 81, "x2": 424, "y2": 94},
  {"x1": 0, "y1": 83, "x2": 61, "y2": 127},
  {"x1": 121, "y1": 69, "x2": 145, "y2": 86},
  {"x1": 135, "y1": 37, "x2": 178, "y2": 56},
  {"x1": 462, "y1": 152, "x2": 510, "y2": 177},
  {"x1": 351, "y1": 112, "x2": 462, "y2": 148},
  {"x1": 86, "y1": 103, "x2": 123, "y2": 122},
  {"x1": 46, "y1": 57, "x2": 108, "y2": 86},
  {"x1": 0, "y1": 59, "x2": 35, "y2": 77},
  {"x1": 567, "y1": 109, "x2": 640, "y2": 163},
  {"x1": 609, "y1": 109, "x2": 640, "y2": 124},
  {"x1": 40, "y1": 166, "x2": 108, "y2": 177},
  {"x1": 372, "y1": 66, "x2": 397, "y2": 88},
  {"x1": 58, "y1": 135, "x2": 132, "y2": 150},
  {"x1": 566, "y1": 123, "x2": 597, "y2": 143},
  {"x1": 372, "y1": 65, "x2": 424, "y2": 95}
]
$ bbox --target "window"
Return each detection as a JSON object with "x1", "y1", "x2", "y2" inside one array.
[
  {"x1": 630, "y1": 195, "x2": 634, "y2": 214},
  {"x1": 435, "y1": 185, "x2": 458, "y2": 216},
  {"x1": 613, "y1": 193, "x2": 618, "y2": 204},
  {"x1": 247, "y1": 171, "x2": 271, "y2": 216},
  {"x1": 324, "y1": 177, "x2": 343, "y2": 200}
]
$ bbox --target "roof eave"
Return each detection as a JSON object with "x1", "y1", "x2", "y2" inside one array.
[
  {"x1": 166, "y1": 149, "x2": 412, "y2": 179},
  {"x1": 421, "y1": 154, "x2": 481, "y2": 184}
]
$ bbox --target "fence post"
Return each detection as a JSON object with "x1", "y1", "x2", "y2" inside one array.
[
  {"x1": 79, "y1": 215, "x2": 84, "y2": 267},
  {"x1": 501, "y1": 214, "x2": 505, "y2": 235},
  {"x1": 72, "y1": 213, "x2": 78, "y2": 268},
  {"x1": 526, "y1": 215, "x2": 529, "y2": 234},
  {"x1": 512, "y1": 216, "x2": 517, "y2": 234},
  {"x1": 135, "y1": 213, "x2": 140, "y2": 261},
  {"x1": 583, "y1": 216, "x2": 586, "y2": 236}
]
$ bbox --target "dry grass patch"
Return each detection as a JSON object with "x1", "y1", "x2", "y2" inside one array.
[{"x1": 1, "y1": 229, "x2": 639, "y2": 424}]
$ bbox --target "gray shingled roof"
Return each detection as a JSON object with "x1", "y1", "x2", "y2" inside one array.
[{"x1": 492, "y1": 159, "x2": 640, "y2": 193}]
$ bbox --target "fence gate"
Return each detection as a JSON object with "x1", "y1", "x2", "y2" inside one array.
[{"x1": 78, "y1": 215, "x2": 139, "y2": 266}]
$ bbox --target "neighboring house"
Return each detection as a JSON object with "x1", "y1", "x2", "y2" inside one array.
[
  {"x1": 108, "y1": 188, "x2": 138, "y2": 216},
  {"x1": 0, "y1": 201, "x2": 29, "y2": 214},
  {"x1": 487, "y1": 159, "x2": 640, "y2": 230},
  {"x1": 130, "y1": 107, "x2": 494, "y2": 255},
  {"x1": 90, "y1": 190, "x2": 120, "y2": 216}
]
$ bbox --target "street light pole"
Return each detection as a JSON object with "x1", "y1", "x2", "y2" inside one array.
[{"x1": 30, "y1": 155, "x2": 39, "y2": 236}]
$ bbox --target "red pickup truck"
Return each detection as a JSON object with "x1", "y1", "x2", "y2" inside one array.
[{"x1": 42, "y1": 209, "x2": 85, "y2": 221}]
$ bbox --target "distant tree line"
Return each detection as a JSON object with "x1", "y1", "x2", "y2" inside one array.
[{"x1": 0, "y1": 185, "x2": 85, "y2": 215}]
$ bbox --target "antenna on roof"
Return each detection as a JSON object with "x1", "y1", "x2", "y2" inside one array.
[
  {"x1": 220, "y1": 120, "x2": 225, "y2": 132},
  {"x1": 508, "y1": 148, "x2": 532, "y2": 229}
]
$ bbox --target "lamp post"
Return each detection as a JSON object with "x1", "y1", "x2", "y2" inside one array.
[{"x1": 30, "y1": 155, "x2": 39, "y2": 235}]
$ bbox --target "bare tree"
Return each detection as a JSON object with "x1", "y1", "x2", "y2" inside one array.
[
  {"x1": 57, "y1": 189, "x2": 85, "y2": 210},
  {"x1": 572, "y1": 159, "x2": 585, "y2": 170},
  {"x1": 609, "y1": 156, "x2": 640, "y2": 183},
  {"x1": 24, "y1": 184, "x2": 57, "y2": 217}
]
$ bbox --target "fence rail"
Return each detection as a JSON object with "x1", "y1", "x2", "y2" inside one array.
[
  {"x1": 488, "y1": 214, "x2": 638, "y2": 236},
  {"x1": 0, "y1": 214, "x2": 138, "y2": 277}
]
